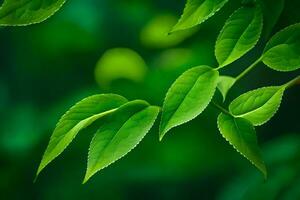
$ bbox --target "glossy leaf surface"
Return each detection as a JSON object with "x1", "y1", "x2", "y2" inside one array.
[
  {"x1": 36, "y1": 94, "x2": 128, "y2": 177},
  {"x1": 84, "y1": 100, "x2": 160, "y2": 183},
  {"x1": 171, "y1": 0, "x2": 229, "y2": 32},
  {"x1": 160, "y1": 65, "x2": 219, "y2": 140},
  {"x1": 229, "y1": 86, "x2": 284, "y2": 126},
  {"x1": 217, "y1": 113, "x2": 267, "y2": 178},
  {"x1": 262, "y1": 23, "x2": 300, "y2": 71},
  {"x1": 215, "y1": 6, "x2": 263, "y2": 67},
  {"x1": 0, "y1": 0, "x2": 66, "y2": 26}
]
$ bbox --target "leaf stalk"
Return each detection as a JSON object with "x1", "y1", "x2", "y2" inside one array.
[
  {"x1": 285, "y1": 75, "x2": 300, "y2": 89},
  {"x1": 211, "y1": 101, "x2": 232, "y2": 116},
  {"x1": 235, "y1": 56, "x2": 262, "y2": 82}
]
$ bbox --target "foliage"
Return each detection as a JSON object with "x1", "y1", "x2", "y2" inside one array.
[
  {"x1": 0, "y1": 0, "x2": 66, "y2": 25},
  {"x1": 0, "y1": 0, "x2": 299, "y2": 185}
]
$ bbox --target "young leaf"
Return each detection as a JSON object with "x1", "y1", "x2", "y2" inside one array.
[
  {"x1": 229, "y1": 86, "x2": 285, "y2": 126},
  {"x1": 36, "y1": 94, "x2": 128, "y2": 177},
  {"x1": 0, "y1": 0, "x2": 66, "y2": 26},
  {"x1": 170, "y1": 0, "x2": 229, "y2": 33},
  {"x1": 217, "y1": 113, "x2": 267, "y2": 178},
  {"x1": 262, "y1": 23, "x2": 300, "y2": 71},
  {"x1": 217, "y1": 76, "x2": 236, "y2": 101},
  {"x1": 159, "y1": 65, "x2": 219, "y2": 140},
  {"x1": 84, "y1": 100, "x2": 160, "y2": 183},
  {"x1": 215, "y1": 6, "x2": 263, "y2": 67}
]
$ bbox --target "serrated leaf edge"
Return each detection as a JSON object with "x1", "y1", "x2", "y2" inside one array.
[
  {"x1": 36, "y1": 94, "x2": 128, "y2": 178},
  {"x1": 263, "y1": 22, "x2": 300, "y2": 53},
  {"x1": 83, "y1": 105, "x2": 160, "y2": 183},
  {"x1": 229, "y1": 86, "x2": 285, "y2": 126},
  {"x1": 159, "y1": 66, "x2": 219, "y2": 140},
  {"x1": 0, "y1": 0, "x2": 66, "y2": 26},
  {"x1": 217, "y1": 113, "x2": 267, "y2": 178},
  {"x1": 170, "y1": 0, "x2": 229, "y2": 33},
  {"x1": 215, "y1": 5, "x2": 263, "y2": 67}
]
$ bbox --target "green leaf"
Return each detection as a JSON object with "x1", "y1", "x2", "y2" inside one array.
[
  {"x1": 36, "y1": 94, "x2": 128, "y2": 177},
  {"x1": 262, "y1": 23, "x2": 300, "y2": 71},
  {"x1": 217, "y1": 76, "x2": 236, "y2": 101},
  {"x1": 215, "y1": 5, "x2": 263, "y2": 67},
  {"x1": 84, "y1": 100, "x2": 160, "y2": 183},
  {"x1": 259, "y1": 0, "x2": 285, "y2": 39},
  {"x1": 159, "y1": 65, "x2": 219, "y2": 140},
  {"x1": 0, "y1": 0, "x2": 66, "y2": 26},
  {"x1": 94, "y1": 48, "x2": 148, "y2": 89},
  {"x1": 140, "y1": 14, "x2": 197, "y2": 49},
  {"x1": 229, "y1": 86, "x2": 285, "y2": 126},
  {"x1": 217, "y1": 113, "x2": 267, "y2": 178},
  {"x1": 171, "y1": 0, "x2": 229, "y2": 33}
]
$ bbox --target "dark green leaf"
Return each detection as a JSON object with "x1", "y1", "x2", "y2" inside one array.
[
  {"x1": 262, "y1": 23, "x2": 300, "y2": 71},
  {"x1": 259, "y1": 0, "x2": 285, "y2": 39}
]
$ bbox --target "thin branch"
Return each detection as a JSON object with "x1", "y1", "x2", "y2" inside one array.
[
  {"x1": 211, "y1": 101, "x2": 232, "y2": 116},
  {"x1": 235, "y1": 56, "x2": 262, "y2": 82}
]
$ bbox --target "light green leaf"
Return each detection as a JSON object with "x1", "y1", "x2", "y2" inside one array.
[
  {"x1": 215, "y1": 5, "x2": 263, "y2": 67},
  {"x1": 171, "y1": 0, "x2": 229, "y2": 33},
  {"x1": 84, "y1": 100, "x2": 160, "y2": 183},
  {"x1": 36, "y1": 94, "x2": 128, "y2": 177},
  {"x1": 217, "y1": 76, "x2": 236, "y2": 101},
  {"x1": 159, "y1": 65, "x2": 219, "y2": 140},
  {"x1": 140, "y1": 14, "x2": 197, "y2": 49},
  {"x1": 259, "y1": 0, "x2": 285, "y2": 39},
  {"x1": 229, "y1": 86, "x2": 285, "y2": 126},
  {"x1": 217, "y1": 113, "x2": 267, "y2": 178},
  {"x1": 262, "y1": 23, "x2": 300, "y2": 71},
  {"x1": 0, "y1": 0, "x2": 66, "y2": 26},
  {"x1": 94, "y1": 48, "x2": 148, "y2": 89}
]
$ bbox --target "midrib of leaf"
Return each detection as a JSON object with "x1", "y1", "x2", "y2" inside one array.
[
  {"x1": 221, "y1": 8, "x2": 258, "y2": 66},
  {"x1": 54, "y1": 108, "x2": 117, "y2": 143},
  {"x1": 163, "y1": 69, "x2": 213, "y2": 133},
  {"x1": 233, "y1": 118, "x2": 245, "y2": 149},
  {"x1": 85, "y1": 106, "x2": 155, "y2": 183},
  {"x1": 264, "y1": 24, "x2": 300, "y2": 53},
  {"x1": 229, "y1": 118, "x2": 267, "y2": 178},
  {"x1": 218, "y1": 114, "x2": 266, "y2": 178},
  {"x1": 0, "y1": 0, "x2": 32, "y2": 19},
  {"x1": 172, "y1": 0, "x2": 228, "y2": 32},
  {"x1": 195, "y1": 0, "x2": 221, "y2": 25},
  {"x1": 232, "y1": 87, "x2": 283, "y2": 118},
  {"x1": 232, "y1": 118, "x2": 262, "y2": 171},
  {"x1": 36, "y1": 108, "x2": 117, "y2": 176}
]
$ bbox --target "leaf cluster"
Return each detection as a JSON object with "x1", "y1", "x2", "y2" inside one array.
[{"x1": 1, "y1": 0, "x2": 298, "y2": 183}]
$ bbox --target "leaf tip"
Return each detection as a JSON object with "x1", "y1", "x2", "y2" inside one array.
[
  {"x1": 159, "y1": 134, "x2": 164, "y2": 142},
  {"x1": 158, "y1": 126, "x2": 168, "y2": 141},
  {"x1": 82, "y1": 172, "x2": 93, "y2": 184},
  {"x1": 260, "y1": 164, "x2": 268, "y2": 180}
]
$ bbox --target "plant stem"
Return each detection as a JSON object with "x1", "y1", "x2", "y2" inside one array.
[
  {"x1": 235, "y1": 56, "x2": 262, "y2": 82},
  {"x1": 211, "y1": 101, "x2": 232, "y2": 116},
  {"x1": 284, "y1": 75, "x2": 300, "y2": 89}
]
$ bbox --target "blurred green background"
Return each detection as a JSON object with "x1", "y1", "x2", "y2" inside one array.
[{"x1": 0, "y1": 0, "x2": 300, "y2": 199}]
